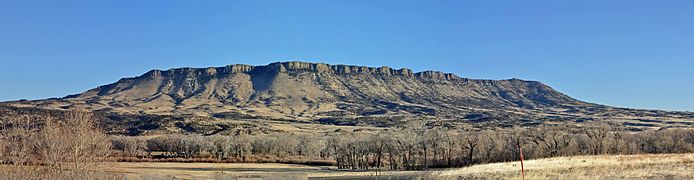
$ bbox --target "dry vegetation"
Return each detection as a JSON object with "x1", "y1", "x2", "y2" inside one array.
[
  {"x1": 435, "y1": 153, "x2": 694, "y2": 179},
  {"x1": 109, "y1": 122, "x2": 694, "y2": 171},
  {"x1": 105, "y1": 153, "x2": 694, "y2": 179},
  {"x1": 0, "y1": 111, "x2": 119, "y2": 179},
  {"x1": 1, "y1": 110, "x2": 693, "y2": 179}
]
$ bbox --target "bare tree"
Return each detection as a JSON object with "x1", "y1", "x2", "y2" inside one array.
[
  {"x1": 34, "y1": 110, "x2": 111, "y2": 173},
  {"x1": 0, "y1": 115, "x2": 37, "y2": 167},
  {"x1": 583, "y1": 122, "x2": 610, "y2": 155},
  {"x1": 460, "y1": 132, "x2": 479, "y2": 165}
]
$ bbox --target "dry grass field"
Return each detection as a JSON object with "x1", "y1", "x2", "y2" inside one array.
[
  {"x1": 435, "y1": 153, "x2": 694, "y2": 179},
  {"x1": 104, "y1": 153, "x2": 694, "y2": 179}
]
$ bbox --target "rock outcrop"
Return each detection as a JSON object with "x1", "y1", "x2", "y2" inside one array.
[{"x1": 141, "y1": 62, "x2": 459, "y2": 79}]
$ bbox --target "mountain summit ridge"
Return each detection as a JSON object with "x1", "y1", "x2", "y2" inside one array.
[{"x1": 138, "y1": 61, "x2": 461, "y2": 81}]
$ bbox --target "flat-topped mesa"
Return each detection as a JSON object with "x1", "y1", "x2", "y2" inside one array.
[
  {"x1": 141, "y1": 61, "x2": 458, "y2": 80},
  {"x1": 35, "y1": 60, "x2": 593, "y2": 121}
]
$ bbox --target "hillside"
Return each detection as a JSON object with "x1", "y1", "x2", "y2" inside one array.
[{"x1": 3, "y1": 62, "x2": 693, "y2": 134}]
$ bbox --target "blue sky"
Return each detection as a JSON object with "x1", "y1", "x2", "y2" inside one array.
[{"x1": 1, "y1": 0, "x2": 692, "y2": 111}]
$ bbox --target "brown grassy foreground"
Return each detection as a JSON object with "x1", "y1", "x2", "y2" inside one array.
[
  {"x1": 103, "y1": 153, "x2": 693, "y2": 179},
  {"x1": 435, "y1": 153, "x2": 694, "y2": 179}
]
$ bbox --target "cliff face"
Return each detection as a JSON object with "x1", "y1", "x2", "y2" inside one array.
[
  {"x1": 140, "y1": 62, "x2": 456, "y2": 79},
  {"x1": 24, "y1": 61, "x2": 585, "y2": 120}
]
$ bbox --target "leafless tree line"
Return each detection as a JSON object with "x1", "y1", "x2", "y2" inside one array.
[
  {"x1": 326, "y1": 124, "x2": 694, "y2": 170},
  {"x1": 2, "y1": 109, "x2": 692, "y2": 175},
  {"x1": 110, "y1": 122, "x2": 694, "y2": 171},
  {"x1": 0, "y1": 110, "x2": 116, "y2": 179},
  {"x1": 111, "y1": 132, "x2": 329, "y2": 164}
]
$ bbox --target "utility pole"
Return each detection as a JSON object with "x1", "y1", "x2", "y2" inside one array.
[{"x1": 518, "y1": 138, "x2": 525, "y2": 180}]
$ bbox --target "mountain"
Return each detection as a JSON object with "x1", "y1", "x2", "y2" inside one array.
[{"x1": 4, "y1": 61, "x2": 693, "y2": 133}]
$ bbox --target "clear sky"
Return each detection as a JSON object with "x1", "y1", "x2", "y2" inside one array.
[{"x1": 1, "y1": 0, "x2": 692, "y2": 111}]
